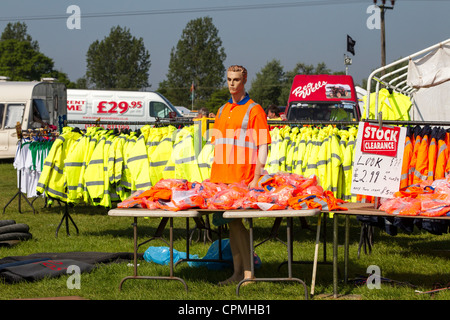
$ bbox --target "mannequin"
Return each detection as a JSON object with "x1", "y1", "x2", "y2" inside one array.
[{"x1": 210, "y1": 65, "x2": 270, "y2": 285}]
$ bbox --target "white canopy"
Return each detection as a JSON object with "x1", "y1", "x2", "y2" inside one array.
[{"x1": 407, "y1": 44, "x2": 450, "y2": 121}]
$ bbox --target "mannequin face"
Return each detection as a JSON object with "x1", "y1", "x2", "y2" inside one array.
[{"x1": 227, "y1": 71, "x2": 246, "y2": 96}]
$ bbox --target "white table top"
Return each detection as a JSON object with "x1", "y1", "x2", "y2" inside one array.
[
  {"x1": 108, "y1": 208, "x2": 202, "y2": 218},
  {"x1": 223, "y1": 209, "x2": 320, "y2": 219},
  {"x1": 108, "y1": 208, "x2": 320, "y2": 219}
]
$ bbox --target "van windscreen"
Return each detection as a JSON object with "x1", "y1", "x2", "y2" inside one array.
[
  {"x1": 150, "y1": 101, "x2": 171, "y2": 118},
  {"x1": 287, "y1": 102, "x2": 357, "y2": 121}
]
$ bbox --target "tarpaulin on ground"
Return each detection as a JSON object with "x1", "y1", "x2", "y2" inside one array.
[{"x1": 0, "y1": 252, "x2": 135, "y2": 283}]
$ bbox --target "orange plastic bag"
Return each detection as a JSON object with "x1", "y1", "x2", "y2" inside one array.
[
  {"x1": 208, "y1": 184, "x2": 248, "y2": 210},
  {"x1": 171, "y1": 189, "x2": 206, "y2": 210}
]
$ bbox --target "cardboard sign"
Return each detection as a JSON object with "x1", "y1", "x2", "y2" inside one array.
[{"x1": 351, "y1": 122, "x2": 406, "y2": 198}]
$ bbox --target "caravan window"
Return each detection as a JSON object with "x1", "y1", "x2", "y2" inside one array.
[
  {"x1": 33, "y1": 99, "x2": 50, "y2": 120},
  {"x1": 150, "y1": 101, "x2": 171, "y2": 118},
  {"x1": 4, "y1": 104, "x2": 25, "y2": 129}
]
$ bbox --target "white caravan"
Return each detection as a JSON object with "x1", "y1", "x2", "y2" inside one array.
[
  {"x1": 66, "y1": 89, "x2": 182, "y2": 130},
  {"x1": 0, "y1": 78, "x2": 66, "y2": 159}
]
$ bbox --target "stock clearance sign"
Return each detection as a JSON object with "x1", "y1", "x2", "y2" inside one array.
[
  {"x1": 361, "y1": 122, "x2": 400, "y2": 157},
  {"x1": 351, "y1": 122, "x2": 406, "y2": 198}
]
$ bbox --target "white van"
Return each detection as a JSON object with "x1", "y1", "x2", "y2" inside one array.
[
  {"x1": 0, "y1": 78, "x2": 66, "y2": 159},
  {"x1": 66, "y1": 89, "x2": 183, "y2": 130}
]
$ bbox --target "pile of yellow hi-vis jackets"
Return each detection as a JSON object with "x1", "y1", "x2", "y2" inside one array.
[
  {"x1": 265, "y1": 125, "x2": 358, "y2": 202},
  {"x1": 36, "y1": 124, "x2": 359, "y2": 208}
]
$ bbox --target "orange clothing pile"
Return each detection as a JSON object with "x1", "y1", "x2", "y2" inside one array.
[
  {"x1": 117, "y1": 172, "x2": 348, "y2": 212},
  {"x1": 379, "y1": 178, "x2": 450, "y2": 217}
]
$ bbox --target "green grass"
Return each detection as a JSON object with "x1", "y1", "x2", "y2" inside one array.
[{"x1": 1, "y1": 159, "x2": 450, "y2": 301}]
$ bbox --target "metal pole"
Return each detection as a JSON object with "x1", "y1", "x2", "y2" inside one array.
[{"x1": 380, "y1": 5, "x2": 386, "y2": 73}]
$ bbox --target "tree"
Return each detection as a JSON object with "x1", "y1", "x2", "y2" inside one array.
[
  {"x1": 1, "y1": 22, "x2": 39, "y2": 50},
  {"x1": 86, "y1": 26, "x2": 151, "y2": 90},
  {"x1": 0, "y1": 22, "x2": 73, "y2": 86},
  {"x1": 204, "y1": 87, "x2": 229, "y2": 114},
  {"x1": 161, "y1": 17, "x2": 226, "y2": 108},
  {"x1": 248, "y1": 59, "x2": 285, "y2": 110}
]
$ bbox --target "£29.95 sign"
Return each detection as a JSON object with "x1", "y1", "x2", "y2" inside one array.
[{"x1": 351, "y1": 122, "x2": 406, "y2": 198}]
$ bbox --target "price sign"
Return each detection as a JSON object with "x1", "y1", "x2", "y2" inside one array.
[
  {"x1": 351, "y1": 122, "x2": 406, "y2": 198},
  {"x1": 93, "y1": 100, "x2": 144, "y2": 116},
  {"x1": 360, "y1": 122, "x2": 401, "y2": 157}
]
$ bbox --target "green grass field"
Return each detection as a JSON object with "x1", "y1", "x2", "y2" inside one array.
[{"x1": 1, "y1": 158, "x2": 450, "y2": 301}]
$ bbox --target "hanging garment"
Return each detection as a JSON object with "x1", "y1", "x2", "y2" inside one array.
[
  {"x1": 197, "y1": 140, "x2": 215, "y2": 182},
  {"x1": 173, "y1": 126, "x2": 202, "y2": 183},
  {"x1": 127, "y1": 125, "x2": 153, "y2": 191},
  {"x1": 426, "y1": 126, "x2": 439, "y2": 181},
  {"x1": 435, "y1": 129, "x2": 449, "y2": 180},
  {"x1": 149, "y1": 125, "x2": 176, "y2": 185},
  {"x1": 400, "y1": 127, "x2": 413, "y2": 190},
  {"x1": 361, "y1": 88, "x2": 412, "y2": 120},
  {"x1": 413, "y1": 125, "x2": 431, "y2": 184},
  {"x1": 36, "y1": 127, "x2": 82, "y2": 201}
]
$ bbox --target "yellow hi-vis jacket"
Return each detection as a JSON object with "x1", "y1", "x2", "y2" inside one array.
[
  {"x1": 343, "y1": 126, "x2": 357, "y2": 202},
  {"x1": 362, "y1": 88, "x2": 412, "y2": 120},
  {"x1": 127, "y1": 125, "x2": 153, "y2": 191},
  {"x1": 173, "y1": 126, "x2": 202, "y2": 182},
  {"x1": 285, "y1": 126, "x2": 299, "y2": 173},
  {"x1": 37, "y1": 127, "x2": 82, "y2": 202},
  {"x1": 197, "y1": 139, "x2": 215, "y2": 181},
  {"x1": 149, "y1": 125, "x2": 176, "y2": 185}
]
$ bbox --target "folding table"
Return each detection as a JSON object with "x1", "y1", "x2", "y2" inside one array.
[
  {"x1": 329, "y1": 202, "x2": 450, "y2": 298},
  {"x1": 222, "y1": 208, "x2": 320, "y2": 299},
  {"x1": 108, "y1": 208, "x2": 202, "y2": 292}
]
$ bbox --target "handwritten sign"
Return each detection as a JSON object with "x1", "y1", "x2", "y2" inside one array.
[{"x1": 351, "y1": 122, "x2": 406, "y2": 198}]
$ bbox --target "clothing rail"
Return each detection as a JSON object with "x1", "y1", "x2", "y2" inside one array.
[
  {"x1": 363, "y1": 119, "x2": 450, "y2": 127},
  {"x1": 66, "y1": 118, "x2": 194, "y2": 127}
]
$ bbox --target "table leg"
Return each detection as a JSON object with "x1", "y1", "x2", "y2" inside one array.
[
  {"x1": 118, "y1": 217, "x2": 188, "y2": 292},
  {"x1": 344, "y1": 215, "x2": 350, "y2": 284},
  {"x1": 311, "y1": 213, "x2": 322, "y2": 295},
  {"x1": 235, "y1": 217, "x2": 309, "y2": 300},
  {"x1": 333, "y1": 213, "x2": 339, "y2": 298}
]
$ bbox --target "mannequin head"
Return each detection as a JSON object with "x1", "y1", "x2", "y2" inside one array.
[{"x1": 227, "y1": 65, "x2": 247, "y2": 98}]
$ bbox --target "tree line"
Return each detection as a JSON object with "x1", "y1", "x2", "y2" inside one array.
[{"x1": 0, "y1": 19, "x2": 349, "y2": 114}]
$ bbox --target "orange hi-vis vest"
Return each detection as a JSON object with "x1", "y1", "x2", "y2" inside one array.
[
  {"x1": 413, "y1": 125, "x2": 431, "y2": 184},
  {"x1": 435, "y1": 129, "x2": 449, "y2": 179},
  {"x1": 400, "y1": 129, "x2": 413, "y2": 189},
  {"x1": 408, "y1": 126, "x2": 422, "y2": 186},
  {"x1": 445, "y1": 131, "x2": 450, "y2": 177},
  {"x1": 210, "y1": 94, "x2": 271, "y2": 185},
  {"x1": 426, "y1": 127, "x2": 439, "y2": 181}
]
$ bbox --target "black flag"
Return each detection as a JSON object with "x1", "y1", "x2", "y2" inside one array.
[{"x1": 347, "y1": 35, "x2": 356, "y2": 55}]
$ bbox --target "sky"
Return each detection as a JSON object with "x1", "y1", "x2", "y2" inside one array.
[{"x1": 1, "y1": 0, "x2": 450, "y2": 93}]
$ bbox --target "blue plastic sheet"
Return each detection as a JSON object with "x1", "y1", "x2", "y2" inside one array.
[{"x1": 143, "y1": 246, "x2": 199, "y2": 267}]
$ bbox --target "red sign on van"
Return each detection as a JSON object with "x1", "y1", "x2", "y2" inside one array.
[
  {"x1": 360, "y1": 122, "x2": 401, "y2": 157},
  {"x1": 288, "y1": 75, "x2": 356, "y2": 103}
]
